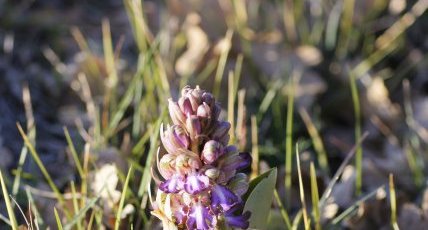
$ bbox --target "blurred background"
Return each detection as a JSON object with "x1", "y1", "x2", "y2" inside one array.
[{"x1": 1, "y1": 0, "x2": 428, "y2": 229}]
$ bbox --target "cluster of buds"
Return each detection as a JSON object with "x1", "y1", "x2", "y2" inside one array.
[{"x1": 152, "y1": 86, "x2": 251, "y2": 230}]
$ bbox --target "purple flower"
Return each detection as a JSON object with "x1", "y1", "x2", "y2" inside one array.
[
  {"x1": 224, "y1": 204, "x2": 250, "y2": 229},
  {"x1": 153, "y1": 86, "x2": 251, "y2": 229},
  {"x1": 159, "y1": 175, "x2": 185, "y2": 193},
  {"x1": 184, "y1": 173, "x2": 210, "y2": 194},
  {"x1": 211, "y1": 185, "x2": 239, "y2": 212},
  {"x1": 186, "y1": 202, "x2": 214, "y2": 230}
]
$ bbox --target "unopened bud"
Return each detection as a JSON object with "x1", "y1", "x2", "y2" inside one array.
[
  {"x1": 227, "y1": 173, "x2": 249, "y2": 196},
  {"x1": 160, "y1": 124, "x2": 190, "y2": 155},
  {"x1": 168, "y1": 99, "x2": 185, "y2": 125},
  {"x1": 201, "y1": 140, "x2": 223, "y2": 164}
]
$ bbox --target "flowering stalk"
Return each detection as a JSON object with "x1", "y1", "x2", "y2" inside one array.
[{"x1": 152, "y1": 86, "x2": 251, "y2": 230}]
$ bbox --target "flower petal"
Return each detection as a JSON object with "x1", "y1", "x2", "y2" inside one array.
[
  {"x1": 211, "y1": 185, "x2": 238, "y2": 212},
  {"x1": 159, "y1": 175, "x2": 185, "y2": 193},
  {"x1": 186, "y1": 202, "x2": 213, "y2": 230},
  {"x1": 184, "y1": 174, "x2": 210, "y2": 194}
]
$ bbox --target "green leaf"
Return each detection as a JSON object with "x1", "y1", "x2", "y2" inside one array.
[{"x1": 243, "y1": 168, "x2": 277, "y2": 229}]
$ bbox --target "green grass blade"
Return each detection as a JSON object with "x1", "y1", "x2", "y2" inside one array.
[
  {"x1": 273, "y1": 189, "x2": 291, "y2": 229},
  {"x1": 17, "y1": 124, "x2": 65, "y2": 205},
  {"x1": 296, "y1": 145, "x2": 310, "y2": 230},
  {"x1": 285, "y1": 75, "x2": 295, "y2": 208},
  {"x1": 64, "y1": 127, "x2": 84, "y2": 178},
  {"x1": 389, "y1": 174, "x2": 399, "y2": 230},
  {"x1": 310, "y1": 162, "x2": 321, "y2": 230},
  {"x1": 349, "y1": 72, "x2": 362, "y2": 196},
  {"x1": 115, "y1": 166, "x2": 134, "y2": 230},
  {"x1": 63, "y1": 196, "x2": 100, "y2": 230},
  {"x1": 0, "y1": 170, "x2": 18, "y2": 230},
  {"x1": 54, "y1": 208, "x2": 64, "y2": 230},
  {"x1": 213, "y1": 30, "x2": 233, "y2": 97},
  {"x1": 300, "y1": 108, "x2": 330, "y2": 175}
]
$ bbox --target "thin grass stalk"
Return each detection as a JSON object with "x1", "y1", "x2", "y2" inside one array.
[
  {"x1": 332, "y1": 185, "x2": 384, "y2": 224},
  {"x1": 285, "y1": 75, "x2": 295, "y2": 208},
  {"x1": 273, "y1": 189, "x2": 292, "y2": 229},
  {"x1": 389, "y1": 174, "x2": 399, "y2": 230},
  {"x1": 310, "y1": 162, "x2": 321, "y2": 230},
  {"x1": 70, "y1": 181, "x2": 82, "y2": 230},
  {"x1": 296, "y1": 145, "x2": 310, "y2": 230},
  {"x1": 299, "y1": 108, "x2": 329, "y2": 175},
  {"x1": 349, "y1": 72, "x2": 362, "y2": 196},
  {"x1": 319, "y1": 132, "x2": 369, "y2": 207},
  {"x1": 0, "y1": 170, "x2": 18, "y2": 230},
  {"x1": 251, "y1": 115, "x2": 259, "y2": 179},
  {"x1": 17, "y1": 124, "x2": 65, "y2": 205},
  {"x1": 228, "y1": 71, "x2": 236, "y2": 143},
  {"x1": 115, "y1": 166, "x2": 134, "y2": 230},
  {"x1": 64, "y1": 127, "x2": 84, "y2": 178},
  {"x1": 213, "y1": 30, "x2": 233, "y2": 97},
  {"x1": 54, "y1": 208, "x2": 64, "y2": 230}
]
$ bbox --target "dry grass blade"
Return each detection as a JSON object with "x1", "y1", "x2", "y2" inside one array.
[
  {"x1": 296, "y1": 144, "x2": 310, "y2": 230},
  {"x1": 319, "y1": 132, "x2": 369, "y2": 208},
  {"x1": 389, "y1": 174, "x2": 399, "y2": 230},
  {"x1": 0, "y1": 170, "x2": 18, "y2": 229}
]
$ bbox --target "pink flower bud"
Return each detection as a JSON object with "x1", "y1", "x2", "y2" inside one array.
[
  {"x1": 179, "y1": 97, "x2": 194, "y2": 116},
  {"x1": 201, "y1": 140, "x2": 224, "y2": 164},
  {"x1": 160, "y1": 124, "x2": 190, "y2": 155},
  {"x1": 168, "y1": 99, "x2": 185, "y2": 125},
  {"x1": 186, "y1": 115, "x2": 201, "y2": 140}
]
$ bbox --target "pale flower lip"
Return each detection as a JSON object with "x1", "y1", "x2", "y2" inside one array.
[{"x1": 152, "y1": 86, "x2": 251, "y2": 230}]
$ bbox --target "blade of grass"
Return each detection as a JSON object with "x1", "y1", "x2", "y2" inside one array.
[
  {"x1": 17, "y1": 124, "x2": 65, "y2": 205},
  {"x1": 26, "y1": 186, "x2": 44, "y2": 227},
  {"x1": 54, "y1": 208, "x2": 64, "y2": 230},
  {"x1": 64, "y1": 127, "x2": 84, "y2": 178},
  {"x1": 291, "y1": 210, "x2": 303, "y2": 230},
  {"x1": 389, "y1": 174, "x2": 399, "y2": 230},
  {"x1": 0, "y1": 170, "x2": 17, "y2": 230},
  {"x1": 310, "y1": 162, "x2": 321, "y2": 230},
  {"x1": 228, "y1": 71, "x2": 236, "y2": 143},
  {"x1": 319, "y1": 132, "x2": 369, "y2": 208},
  {"x1": 285, "y1": 75, "x2": 296, "y2": 208},
  {"x1": 213, "y1": 29, "x2": 233, "y2": 97},
  {"x1": 250, "y1": 115, "x2": 259, "y2": 179},
  {"x1": 115, "y1": 166, "x2": 134, "y2": 230},
  {"x1": 296, "y1": 145, "x2": 310, "y2": 230},
  {"x1": 299, "y1": 108, "x2": 330, "y2": 175},
  {"x1": 273, "y1": 189, "x2": 291, "y2": 229},
  {"x1": 70, "y1": 181, "x2": 82, "y2": 230},
  {"x1": 63, "y1": 196, "x2": 100, "y2": 230},
  {"x1": 350, "y1": 0, "x2": 428, "y2": 79},
  {"x1": 332, "y1": 185, "x2": 384, "y2": 224},
  {"x1": 349, "y1": 71, "x2": 362, "y2": 196}
]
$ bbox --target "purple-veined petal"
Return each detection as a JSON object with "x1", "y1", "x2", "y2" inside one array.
[
  {"x1": 211, "y1": 185, "x2": 238, "y2": 212},
  {"x1": 159, "y1": 175, "x2": 185, "y2": 193},
  {"x1": 186, "y1": 202, "x2": 213, "y2": 230},
  {"x1": 184, "y1": 174, "x2": 210, "y2": 194}
]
